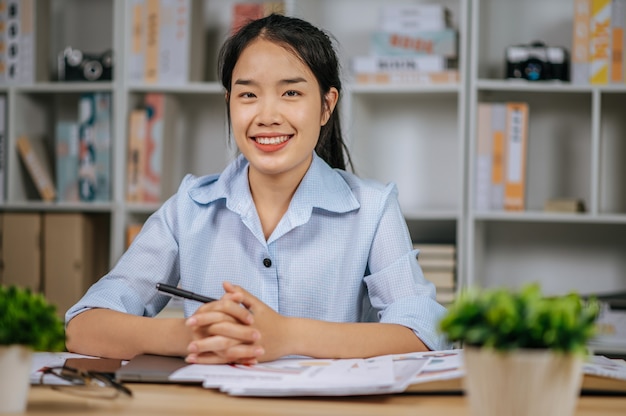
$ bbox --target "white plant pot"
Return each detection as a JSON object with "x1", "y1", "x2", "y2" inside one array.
[
  {"x1": 0, "y1": 345, "x2": 33, "y2": 413},
  {"x1": 463, "y1": 347, "x2": 583, "y2": 416}
]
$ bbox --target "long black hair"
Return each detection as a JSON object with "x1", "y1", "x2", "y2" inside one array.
[{"x1": 218, "y1": 13, "x2": 353, "y2": 171}]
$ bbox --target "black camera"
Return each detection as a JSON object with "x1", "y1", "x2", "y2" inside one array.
[
  {"x1": 58, "y1": 47, "x2": 114, "y2": 82},
  {"x1": 505, "y1": 41, "x2": 569, "y2": 81}
]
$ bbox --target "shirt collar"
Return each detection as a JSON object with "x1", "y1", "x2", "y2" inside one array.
[{"x1": 187, "y1": 153, "x2": 360, "y2": 218}]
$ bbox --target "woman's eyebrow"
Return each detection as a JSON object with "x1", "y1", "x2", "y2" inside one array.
[{"x1": 233, "y1": 77, "x2": 307, "y2": 86}]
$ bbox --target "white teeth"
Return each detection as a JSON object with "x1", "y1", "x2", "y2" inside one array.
[{"x1": 255, "y1": 135, "x2": 290, "y2": 145}]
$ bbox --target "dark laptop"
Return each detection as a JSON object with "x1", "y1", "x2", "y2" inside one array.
[{"x1": 115, "y1": 354, "x2": 197, "y2": 383}]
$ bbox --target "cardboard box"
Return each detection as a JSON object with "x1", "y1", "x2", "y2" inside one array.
[
  {"x1": 2, "y1": 212, "x2": 42, "y2": 291},
  {"x1": 43, "y1": 213, "x2": 109, "y2": 316}
]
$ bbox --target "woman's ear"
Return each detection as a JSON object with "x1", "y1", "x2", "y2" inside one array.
[
  {"x1": 224, "y1": 92, "x2": 230, "y2": 103},
  {"x1": 321, "y1": 87, "x2": 339, "y2": 126}
]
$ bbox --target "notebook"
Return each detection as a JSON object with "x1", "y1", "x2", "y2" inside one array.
[{"x1": 114, "y1": 354, "x2": 195, "y2": 383}]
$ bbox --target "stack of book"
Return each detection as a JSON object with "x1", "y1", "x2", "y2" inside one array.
[
  {"x1": 414, "y1": 244, "x2": 456, "y2": 306},
  {"x1": 126, "y1": 93, "x2": 180, "y2": 204},
  {"x1": 17, "y1": 93, "x2": 112, "y2": 203},
  {"x1": 127, "y1": 0, "x2": 205, "y2": 85},
  {"x1": 350, "y1": 4, "x2": 459, "y2": 85},
  {"x1": 571, "y1": 0, "x2": 626, "y2": 85},
  {"x1": 474, "y1": 101, "x2": 529, "y2": 212}
]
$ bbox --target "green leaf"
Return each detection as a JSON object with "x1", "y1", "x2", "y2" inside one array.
[
  {"x1": 438, "y1": 283, "x2": 599, "y2": 354},
  {"x1": 0, "y1": 285, "x2": 66, "y2": 351}
]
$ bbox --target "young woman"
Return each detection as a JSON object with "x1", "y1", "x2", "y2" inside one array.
[{"x1": 65, "y1": 14, "x2": 449, "y2": 364}]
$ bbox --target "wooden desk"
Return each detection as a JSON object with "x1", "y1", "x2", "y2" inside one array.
[{"x1": 25, "y1": 384, "x2": 626, "y2": 416}]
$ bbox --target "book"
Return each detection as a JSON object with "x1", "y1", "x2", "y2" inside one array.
[
  {"x1": 43, "y1": 213, "x2": 109, "y2": 317},
  {"x1": 16, "y1": 135, "x2": 56, "y2": 202},
  {"x1": 54, "y1": 121, "x2": 79, "y2": 202},
  {"x1": 126, "y1": 108, "x2": 148, "y2": 202},
  {"x1": 590, "y1": 0, "x2": 612, "y2": 84},
  {"x1": 418, "y1": 257, "x2": 456, "y2": 270},
  {"x1": 424, "y1": 270, "x2": 455, "y2": 289},
  {"x1": 435, "y1": 288, "x2": 456, "y2": 305},
  {"x1": 572, "y1": 0, "x2": 592, "y2": 85},
  {"x1": 92, "y1": 93, "x2": 112, "y2": 202},
  {"x1": 353, "y1": 70, "x2": 459, "y2": 85},
  {"x1": 370, "y1": 29, "x2": 458, "y2": 58},
  {"x1": 1, "y1": 212, "x2": 42, "y2": 291},
  {"x1": 0, "y1": 0, "x2": 7, "y2": 84},
  {"x1": 144, "y1": 0, "x2": 160, "y2": 83},
  {"x1": 351, "y1": 55, "x2": 449, "y2": 74},
  {"x1": 143, "y1": 93, "x2": 180, "y2": 203},
  {"x1": 490, "y1": 103, "x2": 507, "y2": 211},
  {"x1": 611, "y1": 0, "x2": 626, "y2": 83},
  {"x1": 77, "y1": 92, "x2": 112, "y2": 202},
  {"x1": 128, "y1": 0, "x2": 146, "y2": 83},
  {"x1": 378, "y1": 4, "x2": 450, "y2": 33},
  {"x1": 503, "y1": 102, "x2": 529, "y2": 211},
  {"x1": 413, "y1": 244, "x2": 456, "y2": 259},
  {"x1": 475, "y1": 103, "x2": 493, "y2": 211},
  {"x1": 3, "y1": 0, "x2": 49, "y2": 85}
]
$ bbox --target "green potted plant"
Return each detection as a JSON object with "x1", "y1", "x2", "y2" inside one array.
[
  {"x1": 439, "y1": 283, "x2": 599, "y2": 416},
  {"x1": 0, "y1": 285, "x2": 66, "y2": 413}
]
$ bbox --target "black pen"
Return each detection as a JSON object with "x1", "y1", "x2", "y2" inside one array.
[{"x1": 156, "y1": 283, "x2": 217, "y2": 304}]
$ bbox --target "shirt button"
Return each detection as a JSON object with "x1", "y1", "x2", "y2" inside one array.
[{"x1": 263, "y1": 258, "x2": 272, "y2": 268}]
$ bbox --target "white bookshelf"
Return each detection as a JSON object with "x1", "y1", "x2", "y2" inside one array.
[
  {"x1": 467, "y1": 0, "x2": 626, "y2": 296},
  {"x1": 2, "y1": 0, "x2": 624, "y2": 299}
]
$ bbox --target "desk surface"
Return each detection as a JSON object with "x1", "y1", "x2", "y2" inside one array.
[{"x1": 25, "y1": 384, "x2": 626, "y2": 416}]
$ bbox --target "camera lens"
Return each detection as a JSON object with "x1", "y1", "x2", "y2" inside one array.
[
  {"x1": 524, "y1": 60, "x2": 543, "y2": 81},
  {"x1": 83, "y1": 60, "x2": 103, "y2": 81}
]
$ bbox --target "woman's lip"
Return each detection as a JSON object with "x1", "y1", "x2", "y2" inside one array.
[
  {"x1": 251, "y1": 135, "x2": 293, "y2": 145},
  {"x1": 251, "y1": 135, "x2": 292, "y2": 152}
]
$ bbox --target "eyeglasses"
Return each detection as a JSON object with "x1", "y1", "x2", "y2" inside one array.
[{"x1": 39, "y1": 366, "x2": 133, "y2": 399}]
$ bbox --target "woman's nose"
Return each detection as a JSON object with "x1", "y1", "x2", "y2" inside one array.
[{"x1": 255, "y1": 97, "x2": 282, "y2": 125}]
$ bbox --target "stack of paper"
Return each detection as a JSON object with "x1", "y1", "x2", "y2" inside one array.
[{"x1": 169, "y1": 352, "x2": 455, "y2": 396}]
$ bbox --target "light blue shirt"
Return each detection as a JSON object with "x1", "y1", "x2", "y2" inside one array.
[{"x1": 67, "y1": 153, "x2": 449, "y2": 351}]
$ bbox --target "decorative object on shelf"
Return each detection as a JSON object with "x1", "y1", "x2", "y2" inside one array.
[
  {"x1": 57, "y1": 47, "x2": 114, "y2": 82},
  {"x1": 0, "y1": 285, "x2": 66, "y2": 413},
  {"x1": 439, "y1": 283, "x2": 599, "y2": 416},
  {"x1": 543, "y1": 198, "x2": 586, "y2": 213},
  {"x1": 505, "y1": 41, "x2": 570, "y2": 81}
]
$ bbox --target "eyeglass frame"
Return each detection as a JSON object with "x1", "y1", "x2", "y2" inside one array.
[{"x1": 39, "y1": 365, "x2": 133, "y2": 399}]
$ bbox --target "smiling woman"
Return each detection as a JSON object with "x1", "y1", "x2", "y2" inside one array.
[{"x1": 64, "y1": 13, "x2": 450, "y2": 366}]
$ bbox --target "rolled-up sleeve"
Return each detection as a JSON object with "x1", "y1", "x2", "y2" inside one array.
[{"x1": 363, "y1": 183, "x2": 450, "y2": 351}]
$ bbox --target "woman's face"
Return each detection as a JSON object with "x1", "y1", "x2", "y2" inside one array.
[{"x1": 229, "y1": 38, "x2": 338, "y2": 182}]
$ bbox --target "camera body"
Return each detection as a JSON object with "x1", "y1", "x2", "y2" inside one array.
[
  {"x1": 58, "y1": 47, "x2": 114, "y2": 82},
  {"x1": 505, "y1": 41, "x2": 569, "y2": 81}
]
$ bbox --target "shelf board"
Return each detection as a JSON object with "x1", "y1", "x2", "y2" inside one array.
[
  {"x1": 473, "y1": 211, "x2": 626, "y2": 224},
  {"x1": 402, "y1": 209, "x2": 460, "y2": 221},
  {"x1": 0, "y1": 201, "x2": 114, "y2": 212},
  {"x1": 125, "y1": 202, "x2": 162, "y2": 215},
  {"x1": 476, "y1": 79, "x2": 626, "y2": 93},
  {"x1": 128, "y1": 82, "x2": 224, "y2": 94},
  {"x1": 13, "y1": 82, "x2": 115, "y2": 93},
  {"x1": 349, "y1": 83, "x2": 461, "y2": 94}
]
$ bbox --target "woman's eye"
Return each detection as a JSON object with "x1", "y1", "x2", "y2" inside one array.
[
  {"x1": 240, "y1": 92, "x2": 256, "y2": 98},
  {"x1": 284, "y1": 90, "x2": 300, "y2": 97}
]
